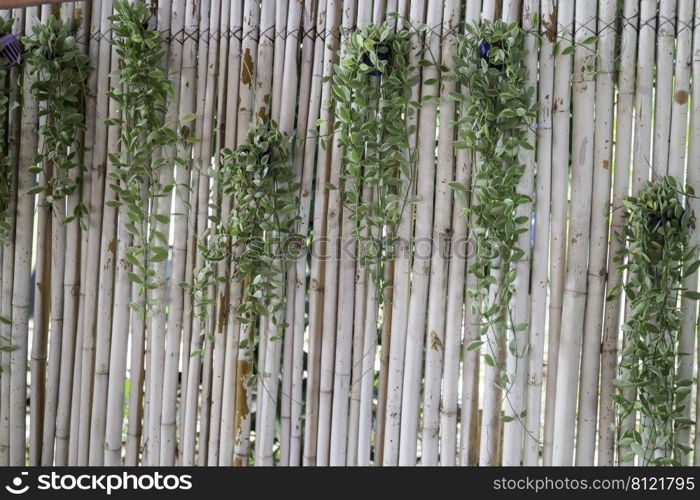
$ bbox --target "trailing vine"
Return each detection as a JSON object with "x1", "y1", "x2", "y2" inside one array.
[
  {"x1": 0, "y1": 17, "x2": 17, "y2": 243},
  {"x1": 450, "y1": 20, "x2": 536, "y2": 415},
  {"x1": 328, "y1": 21, "x2": 419, "y2": 327},
  {"x1": 23, "y1": 15, "x2": 91, "y2": 226},
  {"x1": 611, "y1": 176, "x2": 697, "y2": 466},
  {"x1": 192, "y1": 120, "x2": 299, "y2": 367},
  {"x1": 108, "y1": 0, "x2": 193, "y2": 315}
]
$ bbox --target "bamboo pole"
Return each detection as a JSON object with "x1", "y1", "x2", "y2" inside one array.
[
  {"x1": 382, "y1": 0, "x2": 425, "y2": 466},
  {"x1": 256, "y1": 0, "x2": 304, "y2": 466},
  {"x1": 652, "y1": 0, "x2": 676, "y2": 177},
  {"x1": 45, "y1": 1, "x2": 91, "y2": 466},
  {"x1": 689, "y1": 0, "x2": 700, "y2": 466},
  {"x1": 29, "y1": 112, "x2": 51, "y2": 468},
  {"x1": 314, "y1": 0, "x2": 356, "y2": 465},
  {"x1": 204, "y1": 0, "x2": 237, "y2": 466},
  {"x1": 501, "y1": 0, "x2": 538, "y2": 467},
  {"x1": 230, "y1": 0, "x2": 260, "y2": 466},
  {"x1": 618, "y1": 0, "x2": 655, "y2": 466},
  {"x1": 270, "y1": 0, "x2": 288, "y2": 124},
  {"x1": 73, "y1": 0, "x2": 113, "y2": 465},
  {"x1": 289, "y1": 0, "x2": 337, "y2": 466},
  {"x1": 457, "y1": 0, "x2": 483, "y2": 467},
  {"x1": 542, "y1": 0, "x2": 574, "y2": 465},
  {"x1": 670, "y1": 0, "x2": 695, "y2": 465},
  {"x1": 598, "y1": 0, "x2": 638, "y2": 466},
  {"x1": 183, "y1": 0, "x2": 226, "y2": 466},
  {"x1": 326, "y1": 0, "x2": 361, "y2": 467},
  {"x1": 29, "y1": 6, "x2": 53, "y2": 466},
  {"x1": 522, "y1": 0, "x2": 553, "y2": 467},
  {"x1": 421, "y1": 0, "x2": 458, "y2": 466},
  {"x1": 66, "y1": 0, "x2": 107, "y2": 466},
  {"x1": 280, "y1": 0, "x2": 315, "y2": 466},
  {"x1": 9, "y1": 5, "x2": 39, "y2": 466},
  {"x1": 574, "y1": 0, "x2": 617, "y2": 466},
  {"x1": 0, "y1": 7, "x2": 23, "y2": 466},
  {"x1": 398, "y1": 0, "x2": 442, "y2": 466},
  {"x1": 551, "y1": 0, "x2": 597, "y2": 466},
  {"x1": 144, "y1": 0, "x2": 184, "y2": 466},
  {"x1": 159, "y1": 0, "x2": 197, "y2": 466},
  {"x1": 302, "y1": 0, "x2": 338, "y2": 466}
]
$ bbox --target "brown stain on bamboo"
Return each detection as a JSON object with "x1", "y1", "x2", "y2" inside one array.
[
  {"x1": 108, "y1": 239, "x2": 116, "y2": 254},
  {"x1": 602, "y1": 160, "x2": 609, "y2": 169},
  {"x1": 74, "y1": 6, "x2": 83, "y2": 28},
  {"x1": 241, "y1": 48, "x2": 254, "y2": 86},
  {"x1": 542, "y1": 8, "x2": 558, "y2": 44},
  {"x1": 430, "y1": 330, "x2": 443, "y2": 351},
  {"x1": 674, "y1": 90, "x2": 688, "y2": 104}
]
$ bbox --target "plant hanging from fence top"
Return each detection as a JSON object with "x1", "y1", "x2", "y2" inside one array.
[
  {"x1": 107, "y1": 0, "x2": 194, "y2": 313},
  {"x1": 327, "y1": 21, "x2": 419, "y2": 315},
  {"x1": 450, "y1": 19, "x2": 536, "y2": 410},
  {"x1": 193, "y1": 119, "x2": 300, "y2": 354},
  {"x1": 611, "y1": 176, "x2": 698, "y2": 466},
  {"x1": 23, "y1": 15, "x2": 92, "y2": 225}
]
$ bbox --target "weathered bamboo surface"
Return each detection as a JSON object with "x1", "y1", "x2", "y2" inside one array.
[{"x1": 0, "y1": 0, "x2": 699, "y2": 466}]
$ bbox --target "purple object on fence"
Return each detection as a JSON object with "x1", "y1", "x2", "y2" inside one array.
[{"x1": 0, "y1": 33, "x2": 22, "y2": 67}]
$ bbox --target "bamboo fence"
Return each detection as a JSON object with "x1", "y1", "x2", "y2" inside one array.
[{"x1": 0, "y1": 0, "x2": 699, "y2": 466}]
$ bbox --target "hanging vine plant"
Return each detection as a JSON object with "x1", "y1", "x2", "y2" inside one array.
[
  {"x1": 611, "y1": 176, "x2": 697, "y2": 466},
  {"x1": 449, "y1": 20, "x2": 536, "y2": 395},
  {"x1": 107, "y1": 0, "x2": 194, "y2": 313},
  {"x1": 0, "y1": 17, "x2": 17, "y2": 244},
  {"x1": 192, "y1": 119, "x2": 300, "y2": 362},
  {"x1": 328, "y1": 21, "x2": 419, "y2": 321},
  {"x1": 23, "y1": 15, "x2": 91, "y2": 225}
]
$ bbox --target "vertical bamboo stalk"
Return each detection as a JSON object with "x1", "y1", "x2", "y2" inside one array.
[
  {"x1": 522, "y1": 0, "x2": 553, "y2": 467},
  {"x1": 10, "y1": 5, "x2": 39, "y2": 466},
  {"x1": 202, "y1": 0, "x2": 236, "y2": 465},
  {"x1": 398, "y1": 0, "x2": 442, "y2": 466},
  {"x1": 598, "y1": 0, "x2": 638, "y2": 466},
  {"x1": 689, "y1": 0, "x2": 700, "y2": 466},
  {"x1": 74, "y1": 0, "x2": 113, "y2": 465},
  {"x1": 457, "y1": 0, "x2": 483, "y2": 467},
  {"x1": 29, "y1": 6, "x2": 54, "y2": 465},
  {"x1": 29, "y1": 123, "x2": 51, "y2": 468},
  {"x1": 574, "y1": 0, "x2": 617, "y2": 466},
  {"x1": 501, "y1": 0, "x2": 538, "y2": 467},
  {"x1": 673, "y1": 0, "x2": 697, "y2": 465},
  {"x1": 326, "y1": 0, "x2": 361, "y2": 467},
  {"x1": 230, "y1": 0, "x2": 260, "y2": 466},
  {"x1": 45, "y1": 1, "x2": 92, "y2": 466},
  {"x1": 159, "y1": 0, "x2": 198, "y2": 466},
  {"x1": 551, "y1": 0, "x2": 597, "y2": 466},
  {"x1": 256, "y1": 0, "x2": 304, "y2": 466},
  {"x1": 542, "y1": 0, "x2": 574, "y2": 465},
  {"x1": 382, "y1": 0, "x2": 425, "y2": 466},
  {"x1": 652, "y1": 0, "x2": 676, "y2": 177},
  {"x1": 0, "y1": 7, "x2": 23, "y2": 466},
  {"x1": 251, "y1": 0, "x2": 278, "y2": 465},
  {"x1": 289, "y1": 0, "x2": 335, "y2": 466},
  {"x1": 421, "y1": 0, "x2": 458, "y2": 466},
  {"x1": 280, "y1": 0, "x2": 315, "y2": 466},
  {"x1": 302, "y1": 0, "x2": 338, "y2": 466},
  {"x1": 314, "y1": 0, "x2": 356, "y2": 465}
]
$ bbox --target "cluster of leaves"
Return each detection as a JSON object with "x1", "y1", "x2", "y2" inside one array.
[
  {"x1": 611, "y1": 177, "x2": 697, "y2": 466},
  {"x1": 192, "y1": 120, "x2": 299, "y2": 358},
  {"x1": 107, "y1": 0, "x2": 194, "y2": 314},
  {"x1": 328, "y1": 21, "x2": 418, "y2": 309},
  {"x1": 23, "y1": 15, "x2": 91, "y2": 227},
  {"x1": 0, "y1": 17, "x2": 16, "y2": 243},
  {"x1": 450, "y1": 20, "x2": 535, "y2": 384}
]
